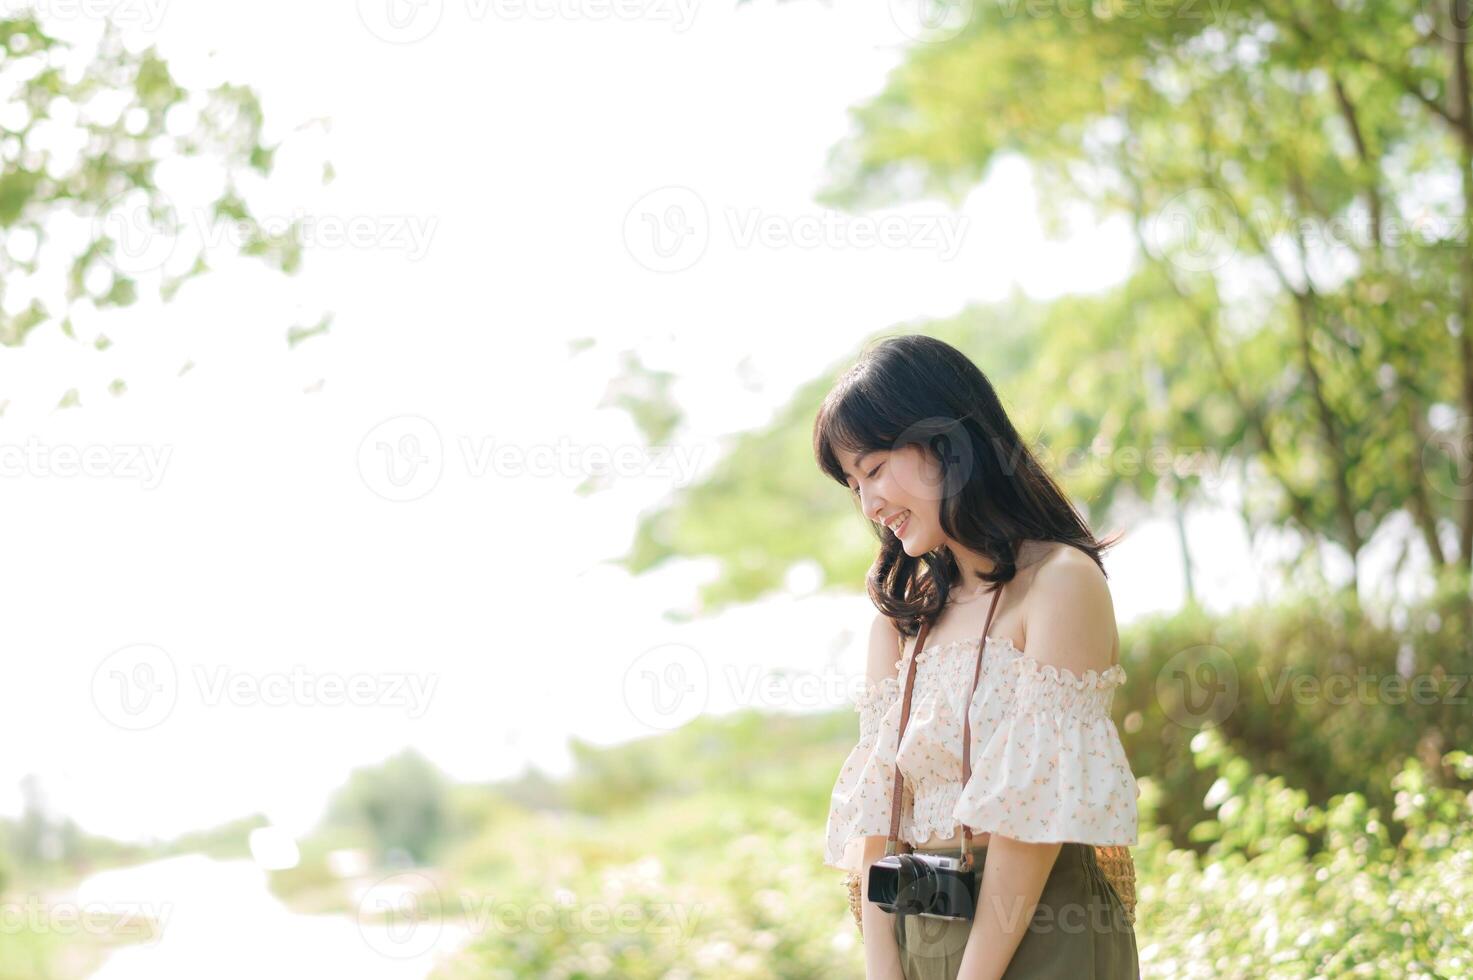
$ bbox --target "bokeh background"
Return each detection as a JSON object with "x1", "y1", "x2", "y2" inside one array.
[{"x1": 3, "y1": 1, "x2": 1473, "y2": 977}]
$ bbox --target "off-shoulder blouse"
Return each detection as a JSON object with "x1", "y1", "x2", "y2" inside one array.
[{"x1": 823, "y1": 632, "x2": 1140, "y2": 874}]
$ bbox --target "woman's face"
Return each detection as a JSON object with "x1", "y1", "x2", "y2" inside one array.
[{"x1": 841, "y1": 444, "x2": 948, "y2": 556}]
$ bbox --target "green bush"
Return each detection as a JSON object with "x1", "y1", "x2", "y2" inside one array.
[
  {"x1": 1113, "y1": 580, "x2": 1473, "y2": 848},
  {"x1": 321, "y1": 749, "x2": 452, "y2": 865},
  {"x1": 433, "y1": 720, "x2": 1473, "y2": 979},
  {"x1": 1133, "y1": 730, "x2": 1473, "y2": 977}
]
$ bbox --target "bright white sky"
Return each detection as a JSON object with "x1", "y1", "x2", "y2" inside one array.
[{"x1": 0, "y1": 0, "x2": 1291, "y2": 844}]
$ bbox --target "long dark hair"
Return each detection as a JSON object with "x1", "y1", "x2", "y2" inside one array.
[{"x1": 812, "y1": 334, "x2": 1120, "y2": 638}]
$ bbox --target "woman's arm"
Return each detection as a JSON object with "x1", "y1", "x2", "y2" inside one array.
[
  {"x1": 860, "y1": 834, "x2": 906, "y2": 980},
  {"x1": 955, "y1": 550, "x2": 1121, "y2": 980},
  {"x1": 955, "y1": 836, "x2": 1060, "y2": 980},
  {"x1": 860, "y1": 613, "x2": 906, "y2": 980}
]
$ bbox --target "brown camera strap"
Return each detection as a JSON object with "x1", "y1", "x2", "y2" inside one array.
[{"x1": 884, "y1": 584, "x2": 1003, "y2": 872}]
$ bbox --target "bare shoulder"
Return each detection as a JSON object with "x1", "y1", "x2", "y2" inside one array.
[
  {"x1": 866, "y1": 611, "x2": 903, "y2": 685},
  {"x1": 1022, "y1": 545, "x2": 1119, "y2": 675}
]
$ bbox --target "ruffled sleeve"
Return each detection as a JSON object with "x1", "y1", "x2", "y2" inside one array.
[
  {"x1": 822, "y1": 675, "x2": 901, "y2": 873},
  {"x1": 952, "y1": 655, "x2": 1139, "y2": 845}
]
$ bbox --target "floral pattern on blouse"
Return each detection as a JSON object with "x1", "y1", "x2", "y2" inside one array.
[{"x1": 823, "y1": 634, "x2": 1140, "y2": 874}]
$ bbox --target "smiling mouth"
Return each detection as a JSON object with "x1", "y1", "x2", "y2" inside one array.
[{"x1": 888, "y1": 512, "x2": 910, "y2": 536}]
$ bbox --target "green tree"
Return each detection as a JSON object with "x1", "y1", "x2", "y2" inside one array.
[
  {"x1": 816, "y1": 1, "x2": 1473, "y2": 592},
  {"x1": 0, "y1": 14, "x2": 323, "y2": 407},
  {"x1": 323, "y1": 749, "x2": 452, "y2": 865},
  {"x1": 633, "y1": 2, "x2": 1473, "y2": 606}
]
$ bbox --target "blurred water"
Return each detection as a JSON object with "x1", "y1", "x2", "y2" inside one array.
[{"x1": 78, "y1": 854, "x2": 468, "y2": 979}]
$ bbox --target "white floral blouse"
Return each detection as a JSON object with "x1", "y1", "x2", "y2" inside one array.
[{"x1": 823, "y1": 632, "x2": 1140, "y2": 874}]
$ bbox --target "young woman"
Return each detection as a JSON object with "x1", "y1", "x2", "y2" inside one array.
[{"x1": 814, "y1": 335, "x2": 1141, "y2": 980}]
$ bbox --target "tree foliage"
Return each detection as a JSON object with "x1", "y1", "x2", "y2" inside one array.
[
  {"x1": 0, "y1": 14, "x2": 318, "y2": 406},
  {"x1": 816, "y1": 0, "x2": 1473, "y2": 587},
  {"x1": 628, "y1": 2, "x2": 1473, "y2": 608},
  {"x1": 323, "y1": 749, "x2": 452, "y2": 865}
]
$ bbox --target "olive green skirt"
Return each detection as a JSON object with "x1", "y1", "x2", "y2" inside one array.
[{"x1": 890, "y1": 841, "x2": 1140, "y2": 980}]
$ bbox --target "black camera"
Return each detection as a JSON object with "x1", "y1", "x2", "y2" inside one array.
[{"x1": 866, "y1": 851, "x2": 979, "y2": 920}]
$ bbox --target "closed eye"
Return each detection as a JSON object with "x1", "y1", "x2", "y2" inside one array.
[{"x1": 849, "y1": 461, "x2": 883, "y2": 496}]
